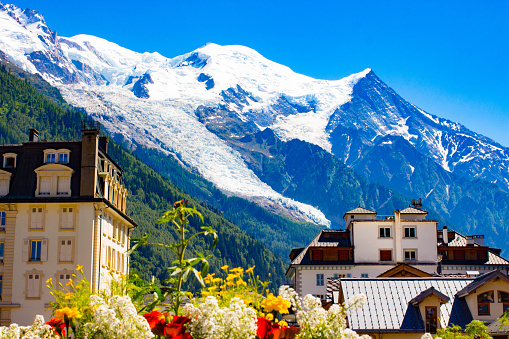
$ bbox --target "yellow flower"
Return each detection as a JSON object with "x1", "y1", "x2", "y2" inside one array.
[
  {"x1": 279, "y1": 321, "x2": 288, "y2": 327},
  {"x1": 261, "y1": 293, "x2": 291, "y2": 314},
  {"x1": 64, "y1": 293, "x2": 73, "y2": 300},
  {"x1": 230, "y1": 267, "x2": 244, "y2": 274},
  {"x1": 76, "y1": 264, "x2": 83, "y2": 271},
  {"x1": 202, "y1": 291, "x2": 210, "y2": 296},
  {"x1": 208, "y1": 285, "x2": 218, "y2": 291},
  {"x1": 55, "y1": 307, "x2": 82, "y2": 320},
  {"x1": 221, "y1": 265, "x2": 229, "y2": 271},
  {"x1": 266, "y1": 313, "x2": 274, "y2": 321},
  {"x1": 66, "y1": 279, "x2": 73, "y2": 286},
  {"x1": 245, "y1": 266, "x2": 255, "y2": 274},
  {"x1": 45, "y1": 278, "x2": 52, "y2": 284}
]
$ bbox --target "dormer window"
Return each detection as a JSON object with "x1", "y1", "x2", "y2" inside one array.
[
  {"x1": 58, "y1": 152, "x2": 69, "y2": 164},
  {"x1": 3, "y1": 153, "x2": 17, "y2": 169},
  {"x1": 44, "y1": 149, "x2": 70, "y2": 164},
  {"x1": 46, "y1": 153, "x2": 56, "y2": 163}
]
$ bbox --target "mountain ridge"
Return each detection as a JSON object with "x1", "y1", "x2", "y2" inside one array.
[{"x1": 1, "y1": 2, "x2": 508, "y2": 255}]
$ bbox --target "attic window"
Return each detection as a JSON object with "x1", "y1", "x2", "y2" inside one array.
[
  {"x1": 477, "y1": 291, "x2": 494, "y2": 316},
  {"x1": 425, "y1": 306, "x2": 437, "y2": 333},
  {"x1": 3, "y1": 153, "x2": 17, "y2": 169}
]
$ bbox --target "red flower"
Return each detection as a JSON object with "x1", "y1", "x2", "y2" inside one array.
[
  {"x1": 257, "y1": 317, "x2": 272, "y2": 339},
  {"x1": 164, "y1": 316, "x2": 191, "y2": 339},
  {"x1": 173, "y1": 333, "x2": 192, "y2": 339},
  {"x1": 46, "y1": 318, "x2": 65, "y2": 337},
  {"x1": 256, "y1": 317, "x2": 299, "y2": 339},
  {"x1": 144, "y1": 311, "x2": 166, "y2": 337}
]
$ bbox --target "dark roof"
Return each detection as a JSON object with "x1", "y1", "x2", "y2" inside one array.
[
  {"x1": 0, "y1": 141, "x2": 82, "y2": 198},
  {"x1": 336, "y1": 277, "x2": 474, "y2": 331},
  {"x1": 286, "y1": 230, "x2": 352, "y2": 271},
  {"x1": 457, "y1": 270, "x2": 509, "y2": 298},
  {"x1": 439, "y1": 231, "x2": 509, "y2": 265},
  {"x1": 409, "y1": 287, "x2": 450, "y2": 305}
]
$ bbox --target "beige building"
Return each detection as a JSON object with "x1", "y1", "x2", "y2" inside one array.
[
  {"x1": 0, "y1": 124, "x2": 136, "y2": 325},
  {"x1": 286, "y1": 205, "x2": 509, "y2": 300}
]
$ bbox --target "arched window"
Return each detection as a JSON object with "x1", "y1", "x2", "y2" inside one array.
[{"x1": 477, "y1": 291, "x2": 494, "y2": 315}]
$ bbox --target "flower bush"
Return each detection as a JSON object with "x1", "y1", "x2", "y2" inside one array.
[{"x1": 0, "y1": 201, "x2": 368, "y2": 339}]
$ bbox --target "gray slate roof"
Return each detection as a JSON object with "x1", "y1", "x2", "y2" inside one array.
[
  {"x1": 337, "y1": 277, "x2": 474, "y2": 332},
  {"x1": 400, "y1": 207, "x2": 428, "y2": 214},
  {"x1": 344, "y1": 206, "x2": 376, "y2": 215}
]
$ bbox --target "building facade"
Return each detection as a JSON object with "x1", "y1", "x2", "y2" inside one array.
[
  {"x1": 286, "y1": 205, "x2": 509, "y2": 300},
  {"x1": 0, "y1": 125, "x2": 136, "y2": 325}
]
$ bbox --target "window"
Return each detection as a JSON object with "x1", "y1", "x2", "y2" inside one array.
[
  {"x1": 499, "y1": 291, "x2": 509, "y2": 313},
  {"x1": 404, "y1": 250, "x2": 417, "y2": 261},
  {"x1": 0, "y1": 211, "x2": 5, "y2": 231},
  {"x1": 346, "y1": 273, "x2": 352, "y2": 278},
  {"x1": 58, "y1": 153, "x2": 69, "y2": 163},
  {"x1": 312, "y1": 250, "x2": 323, "y2": 261},
  {"x1": 361, "y1": 273, "x2": 369, "y2": 278},
  {"x1": 61, "y1": 207, "x2": 74, "y2": 229},
  {"x1": 0, "y1": 275, "x2": 2, "y2": 300},
  {"x1": 46, "y1": 153, "x2": 56, "y2": 163},
  {"x1": 404, "y1": 227, "x2": 416, "y2": 238},
  {"x1": 0, "y1": 242, "x2": 4, "y2": 264},
  {"x1": 30, "y1": 240, "x2": 42, "y2": 261},
  {"x1": 3, "y1": 153, "x2": 17, "y2": 168},
  {"x1": 58, "y1": 272, "x2": 72, "y2": 289},
  {"x1": 57, "y1": 176, "x2": 70, "y2": 195},
  {"x1": 379, "y1": 227, "x2": 391, "y2": 238},
  {"x1": 59, "y1": 238, "x2": 73, "y2": 263},
  {"x1": 27, "y1": 273, "x2": 41, "y2": 298},
  {"x1": 454, "y1": 250, "x2": 465, "y2": 260},
  {"x1": 316, "y1": 274, "x2": 324, "y2": 286},
  {"x1": 380, "y1": 250, "x2": 392, "y2": 262},
  {"x1": 24, "y1": 238, "x2": 47, "y2": 262},
  {"x1": 30, "y1": 207, "x2": 43, "y2": 229},
  {"x1": 425, "y1": 306, "x2": 437, "y2": 333},
  {"x1": 477, "y1": 291, "x2": 494, "y2": 315}
]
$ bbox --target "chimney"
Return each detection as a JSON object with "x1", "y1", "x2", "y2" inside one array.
[
  {"x1": 442, "y1": 226, "x2": 448, "y2": 245},
  {"x1": 29, "y1": 128, "x2": 39, "y2": 142},
  {"x1": 394, "y1": 209, "x2": 402, "y2": 262},
  {"x1": 473, "y1": 235, "x2": 484, "y2": 246},
  {"x1": 80, "y1": 121, "x2": 100, "y2": 197},
  {"x1": 466, "y1": 236, "x2": 475, "y2": 246},
  {"x1": 99, "y1": 136, "x2": 108, "y2": 153}
]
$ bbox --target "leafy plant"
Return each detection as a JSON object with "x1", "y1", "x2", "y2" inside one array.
[{"x1": 129, "y1": 199, "x2": 218, "y2": 315}]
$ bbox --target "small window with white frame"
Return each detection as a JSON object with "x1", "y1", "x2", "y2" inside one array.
[
  {"x1": 404, "y1": 249, "x2": 417, "y2": 261},
  {"x1": 45, "y1": 152, "x2": 56, "y2": 164},
  {"x1": 58, "y1": 152, "x2": 69, "y2": 164},
  {"x1": 316, "y1": 273, "x2": 324, "y2": 286},
  {"x1": 379, "y1": 226, "x2": 391, "y2": 238},
  {"x1": 404, "y1": 226, "x2": 417, "y2": 238},
  {"x1": 361, "y1": 273, "x2": 369, "y2": 278},
  {"x1": 3, "y1": 153, "x2": 17, "y2": 168}
]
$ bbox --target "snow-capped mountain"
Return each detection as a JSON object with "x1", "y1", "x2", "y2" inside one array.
[{"x1": 1, "y1": 2, "x2": 509, "y2": 231}]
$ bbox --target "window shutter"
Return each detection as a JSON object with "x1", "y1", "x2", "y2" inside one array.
[
  {"x1": 23, "y1": 239, "x2": 29, "y2": 261},
  {"x1": 57, "y1": 176, "x2": 69, "y2": 195},
  {"x1": 40, "y1": 177, "x2": 51, "y2": 194},
  {"x1": 0, "y1": 179, "x2": 9, "y2": 196},
  {"x1": 41, "y1": 238, "x2": 48, "y2": 261}
]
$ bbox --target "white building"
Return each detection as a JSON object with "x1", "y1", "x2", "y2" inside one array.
[
  {"x1": 286, "y1": 205, "x2": 509, "y2": 300},
  {"x1": 0, "y1": 125, "x2": 136, "y2": 325}
]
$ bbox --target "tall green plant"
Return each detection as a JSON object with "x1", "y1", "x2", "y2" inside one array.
[{"x1": 129, "y1": 199, "x2": 218, "y2": 315}]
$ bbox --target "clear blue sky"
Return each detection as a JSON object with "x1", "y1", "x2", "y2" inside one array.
[{"x1": 9, "y1": 0, "x2": 509, "y2": 146}]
